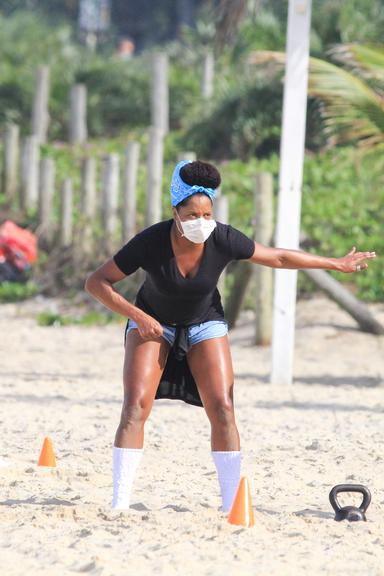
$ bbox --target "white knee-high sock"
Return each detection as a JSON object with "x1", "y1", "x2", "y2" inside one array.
[
  {"x1": 211, "y1": 450, "x2": 241, "y2": 512},
  {"x1": 112, "y1": 446, "x2": 143, "y2": 510}
]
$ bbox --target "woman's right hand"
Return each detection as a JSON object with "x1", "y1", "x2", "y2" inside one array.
[{"x1": 134, "y1": 312, "x2": 164, "y2": 341}]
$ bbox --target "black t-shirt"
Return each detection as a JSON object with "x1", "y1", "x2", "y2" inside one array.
[{"x1": 113, "y1": 219, "x2": 254, "y2": 326}]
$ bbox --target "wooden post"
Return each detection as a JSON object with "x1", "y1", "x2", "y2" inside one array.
[
  {"x1": 145, "y1": 127, "x2": 164, "y2": 227},
  {"x1": 60, "y1": 179, "x2": 73, "y2": 247},
  {"x1": 177, "y1": 152, "x2": 196, "y2": 162},
  {"x1": 80, "y1": 156, "x2": 97, "y2": 252},
  {"x1": 32, "y1": 66, "x2": 50, "y2": 144},
  {"x1": 38, "y1": 157, "x2": 55, "y2": 243},
  {"x1": 225, "y1": 172, "x2": 274, "y2": 331},
  {"x1": 254, "y1": 172, "x2": 274, "y2": 345},
  {"x1": 2, "y1": 123, "x2": 19, "y2": 201},
  {"x1": 123, "y1": 141, "x2": 140, "y2": 243},
  {"x1": 20, "y1": 135, "x2": 40, "y2": 211},
  {"x1": 81, "y1": 157, "x2": 97, "y2": 218},
  {"x1": 225, "y1": 262, "x2": 253, "y2": 329},
  {"x1": 151, "y1": 52, "x2": 169, "y2": 135},
  {"x1": 271, "y1": 0, "x2": 312, "y2": 385},
  {"x1": 102, "y1": 153, "x2": 120, "y2": 251},
  {"x1": 214, "y1": 193, "x2": 228, "y2": 223},
  {"x1": 214, "y1": 194, "x2": 229, "y2": 302},
  {"x1": 303, "y1": 269, "x2": 384, "y2": 335},
  {"x1": 201, "y1": 51, "x2": 214, "y2": 99},
  {"x1": 69, "y1": 84, "x2": 87, "y2": 144}
]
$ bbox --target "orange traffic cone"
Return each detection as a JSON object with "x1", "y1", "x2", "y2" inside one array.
[
  {"x1": 228, "y1": 476, "x2": 255, "y2": 527},
  {"x1": 38, "y1": 437, "x2": 56, "y2": 467}
]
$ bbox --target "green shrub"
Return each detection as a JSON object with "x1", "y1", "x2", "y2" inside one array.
[
  {"x1": 302, "y1": 149, "x2": 383, "y2": 301},
  {"x1": 218, "y1": 148, "x2": 383, "y2": 301},
  {"x1": 0, "y1": 12, "x2": 81, "y2": 136},
  {"x1": 76, "y1": 59, "x2": 151, "y2": 137},
  {"x1": 0, "y1": 12, "x2": 203, "y2": 139},
  {"x1": 0, "y1": 281, "x2": 37, "y2": 302},
  {"x1": 37, "y1": 310, "x2": 121, "y2": 327},
  {"x1": 183, "y1": 77, "x2": 284, "y2": 161}
]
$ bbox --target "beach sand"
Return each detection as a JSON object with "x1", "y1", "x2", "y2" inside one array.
[{"x1": 1, "y1": 294, "x2": 384, "y2": 576}]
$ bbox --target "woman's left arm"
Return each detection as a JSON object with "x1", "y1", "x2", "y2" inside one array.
[{"x1": 249, "y1": 243, "x2": 376, "y2": 273}]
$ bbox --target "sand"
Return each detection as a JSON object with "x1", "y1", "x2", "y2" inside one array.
[{"x1": 1, "y1": 294, "x2": 384, "y2": 576}]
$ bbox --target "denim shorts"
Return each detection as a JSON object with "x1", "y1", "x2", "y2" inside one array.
[{"x1": 125, "y1": 318, "x2": 228, "y2": 347}]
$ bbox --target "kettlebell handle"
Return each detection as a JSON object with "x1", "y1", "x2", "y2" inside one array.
[{"x1": 329, "y1": 484, "x2": 371, "y2": 513}]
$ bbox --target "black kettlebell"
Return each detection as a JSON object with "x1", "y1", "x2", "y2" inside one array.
[{"x1": 329, "y1": 484, "x2": 371, "y2": 522}]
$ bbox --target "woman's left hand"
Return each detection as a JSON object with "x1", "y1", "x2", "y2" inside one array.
[{"x1": 338, "y1": 247, "x2": 376, "y2": 273}]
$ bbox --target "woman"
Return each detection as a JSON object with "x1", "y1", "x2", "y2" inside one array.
[{"x1": 85, "y1": 159, "x2": 376, "y2": 512}]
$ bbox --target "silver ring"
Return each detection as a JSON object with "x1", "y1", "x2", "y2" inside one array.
[{"x1": 356, "y1": 264, "x2": 361, "y2": 272}]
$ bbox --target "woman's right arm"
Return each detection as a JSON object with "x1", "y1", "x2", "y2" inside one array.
[{"x1": 84, "y1": 259, "x2": 163, "y2": 339}]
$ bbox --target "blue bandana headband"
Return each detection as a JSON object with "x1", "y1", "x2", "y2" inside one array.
[{"x1": 170, "y1": 160, "x2": 217, "y2": 207}]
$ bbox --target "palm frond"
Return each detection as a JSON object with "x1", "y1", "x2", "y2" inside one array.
[
  {"x1": 308, "y1": 56, "x2": 384, "y2": 146},
  {"x1": 329, "y1": 44, "x2": 384, "y2": 80},
  {"x1": 329, "y1": 44, "x2": 384, "y2": 83},
  {"x1": 248, "y1": 49, "x2": 384, "y2": 150}
]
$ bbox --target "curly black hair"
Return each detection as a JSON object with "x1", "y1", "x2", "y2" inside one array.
[{"x1": 179, "y1": 160, "x2": 221, "y2": 189}]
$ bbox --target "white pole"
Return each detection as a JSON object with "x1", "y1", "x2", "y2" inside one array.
[
  {"x1": 270, "y1": 0, "x2": 312, "y2": 385},
  {"x1": 201, "y1": 51, "x2": 214, "y2": 100},
  {"x1": 151, "y1": 53, "x2": 169, "y2": 135}
]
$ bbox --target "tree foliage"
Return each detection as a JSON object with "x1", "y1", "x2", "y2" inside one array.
[{"x1": 250, "y1": 46, "x2": 384, "y2": 156}]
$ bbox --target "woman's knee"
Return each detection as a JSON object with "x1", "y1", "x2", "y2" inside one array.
[
  {"x1": 206, "y1": 398, "x2": 236, "y2": 426},
  {"x1": 119, "y1": 399, "x2": 151, "y2": 429}
]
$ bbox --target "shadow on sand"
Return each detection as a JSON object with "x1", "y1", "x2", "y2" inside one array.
[
  {"x1": 235, "y1": 373, "x2": 382, "y2": 389},
  {"x1": 0, "y1": 496, "x2": 75, "y2": 506}
]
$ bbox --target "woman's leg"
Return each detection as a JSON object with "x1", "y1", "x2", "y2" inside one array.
[
  {"x1": 187, "y1": 336, "x2": 241, "y2": 511},
  {"x1": 112, "y1": 329, "x2": 170, "y2": 509},
  {"x1": 115, "y1": 329, "x2": 170, "y2": 448},
  {"x1": 187, "y1": 335, "x2": 239, "y2": 451}
]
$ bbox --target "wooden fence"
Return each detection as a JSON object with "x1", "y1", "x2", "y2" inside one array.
[
  {"x1": 4, "y1": 51, "x2": 379, "y2": 339},
  {"x1": 0, "y1": 53, "x2": 280, "y2": 343}
]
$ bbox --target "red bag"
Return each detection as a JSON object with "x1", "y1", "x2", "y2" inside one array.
[{"x1": 0, "y1": 220, "x2": 37, "y2": 270}]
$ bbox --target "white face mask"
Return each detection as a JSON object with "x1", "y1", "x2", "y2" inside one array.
[{"x1": 176, "y1": 214, "x2": 217, "y2": 244}]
